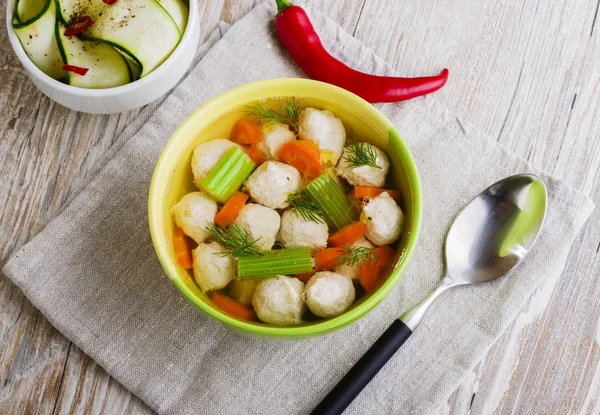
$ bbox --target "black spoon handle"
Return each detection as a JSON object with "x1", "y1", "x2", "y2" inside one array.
[{"x1": 311, "y1": 319, "x2": 413, "y2": 415}]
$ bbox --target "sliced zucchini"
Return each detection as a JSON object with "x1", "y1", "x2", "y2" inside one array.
[
  {"x1": 57, "y1": 0, "x2": 181, "y2": 77},
  {"x1": 122, "y1": 54, "x2": 141, "y2": 80},
  {"x1": 56, "y1": 23, "x2": 132, "y2": 88},
  {"x1": 156, "y1": 0, "x2": 188, "y2": 34},
  {"x1": 14, "y1": 0, "x2": 48, "y2": 25},
  {"x1": 13, "y1": 0, "x2": 65, "y2": 80},
  {"x1": 55, "y1": 0, "x2": 101, "y2": 24}
]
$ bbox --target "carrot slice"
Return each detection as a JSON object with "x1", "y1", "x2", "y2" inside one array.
[
  {"x1": 231, "y1": 119, "x2": 263, "y2": 144},
  {"x1": 296, "y1": 272, "x2": 313, "y2": 282},
  {"x1": 173, "y1": 227, "x2": 193, "y2": 269},
  {"x1": 359, "y1": 246, "x2": 396, "y2": 292},
  {"x1": 214, "y1": 192, "x2": 249, "y2": 227},
  {"x1": 244, "y1": 144, "x2": 265, "y2": 165},
  {"x1": 211, "y1": 292, "x2": 257, "y2": 321},
  {"x1": 328, "y1": 221, "x2": 368, "y2": 247},
  {"x1": 314, "y1": 247, "x2": 346, "y2": 271},
  {"x1": 278, "y1": 140, "x2": 324, "y2": 179},
  {"x1": 354, "y1": 186, "x2": 402, "y2": 202}
]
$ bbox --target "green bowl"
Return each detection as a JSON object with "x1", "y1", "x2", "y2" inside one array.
[{"x1": 148, "y1": 78, "x2": 422, "y2": 339}]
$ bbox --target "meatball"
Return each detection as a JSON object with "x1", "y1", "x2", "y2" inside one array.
[
  {"x1": 298, "y1": 108, "x2": 345, "y2": 165},
  {"x1": 252, "y1": 275, "x2": 306, "y2": 326},
  {"x1": 361, "y1": 192, "x2": 404, "y2": 246},
  {"x1": 170, "y1": 191, "x2": 217, "y2": 243},
  {"x1": 234, "y1": 203, "x2": 281, "y2": 252},
  {"x1": 191, "y1": 139, "x2": 241, "y2": 187},
  {"x1": 229, "y1": 278, "x2": 259, "y2": 305},
  {"x1": 246, "y1": 161, "x2": 302, "y2": 209},
  {"x1": 333, "y1": 237, "x2": 375, "y2": 280},
  {"x1": 303, "y1": 272, "x2": 355, "y2": 318},
  {"x1": 337, "y1": 143, "x2": 390, "y2": 187},
  {"x1": 278, "y1": 209, "x2": 328, "y2": 251},
  {"x1": 192, "y1": 242, "x2": 235, "y2": 292},
  {"x1": 257, "y1": 122, "x2": 296, "y2": 160}
]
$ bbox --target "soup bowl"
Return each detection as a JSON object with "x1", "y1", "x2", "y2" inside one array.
[{"x1": 148, "y1": 78, "x2": 422, "y2": 339}]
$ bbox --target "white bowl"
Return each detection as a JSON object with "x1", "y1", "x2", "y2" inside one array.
[{"x1": 6, "y1": 0, "x2": 199, "y2": 114}]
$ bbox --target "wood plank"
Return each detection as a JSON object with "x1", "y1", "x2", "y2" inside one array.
[
  {"x1": 53, "y1": 345, "x2": 152, "y2": 414},
  {"x1": 461, "y1": 11, "x2": 600, "y2": 413},
  {"x1": 195, "y1": 0, "x2": 366, "y2": 44},
  {"x1": 353, "y1": 0, "x2": 600, "y2": 413},
  {"x1": 0, "y1": 283, "x2": 70, "y2": 414}
]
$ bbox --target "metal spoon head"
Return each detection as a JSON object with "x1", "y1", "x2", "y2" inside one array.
[{"x1": 445, "y1": 174, "x2": 547, "y2": 285}]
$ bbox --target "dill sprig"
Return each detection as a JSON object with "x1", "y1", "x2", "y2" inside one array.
[
  {"x1": 343, "y1": 134, "x2": 381, "y2": 169},
  {"x1": 203, "y1": 222, "x2": 263, "y2": 257},
  {"x1": 245, "y1": 99, "x2": 301, "y2": 132},
  {"x1": 286, "y1": 191, "x2": 326, "y2": 224},
  {"x1": 334, "y1": 246, "x2": 378, "y2": 268}
]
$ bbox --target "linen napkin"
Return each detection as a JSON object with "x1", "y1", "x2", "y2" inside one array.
[{"x1": 3, "y1": 2, "x2": 594, "y2": 414}]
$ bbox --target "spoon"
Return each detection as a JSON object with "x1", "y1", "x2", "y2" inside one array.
[{"x1": 313, "y1": 174, "x2": 547, "y2": 415}]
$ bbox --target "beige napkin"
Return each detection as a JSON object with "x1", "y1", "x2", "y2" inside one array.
[{"x1": 3, "y1": 2, "x2": 594, "y2": 414}]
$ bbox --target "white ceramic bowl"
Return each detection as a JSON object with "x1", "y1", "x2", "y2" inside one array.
[{"x1": 6, "y1": 0, "x2": 199, "y2": 114}]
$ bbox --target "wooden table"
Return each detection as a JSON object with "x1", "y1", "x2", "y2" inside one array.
[{"x1": 1, "y1": 0, "x2": 599, "y2": 413}]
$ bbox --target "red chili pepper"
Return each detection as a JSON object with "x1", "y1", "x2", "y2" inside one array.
[
  {"x1": 274, "y1": 0, "x2": 448, "y2": 103},
  {"x1": 64, "y1": 16, "x2": 93, "y2": 37},
  {"x1": 102, "y1": 0, "x2": 118, "y2": 4},
  {"x1": 62, "y1": 64, "x2": 89, "y2": 76}
]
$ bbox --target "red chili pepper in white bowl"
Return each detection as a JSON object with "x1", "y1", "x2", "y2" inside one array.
[
  {"x1": 275, "y1": 0, "x2": 449, "y2": 103},
  {"x1": 64, "y1": 16, "x2": 93, "y2": 37},
  {"x1": 62, "y1": 64, "x2": 89, "y2": 76}
]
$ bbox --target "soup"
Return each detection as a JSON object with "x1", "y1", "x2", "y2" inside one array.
[{"x1": 168, "y1": 98, "x2": 408, "y2": 326}]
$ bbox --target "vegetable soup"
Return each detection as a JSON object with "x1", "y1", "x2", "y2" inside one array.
[{"x1": 169, "y1": 98, "x2": 408, "y2": 326}]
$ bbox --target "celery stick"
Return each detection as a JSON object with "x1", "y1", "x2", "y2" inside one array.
[
  {"x1": 238, "y1": 248, "x2": 313, "y2": 278},
  {"x1": 200, "y1": 147, "x2": 255, "y2": 203},
  {"x1": 305, "y1": 173, "x2": 358, "y2": 230}
]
